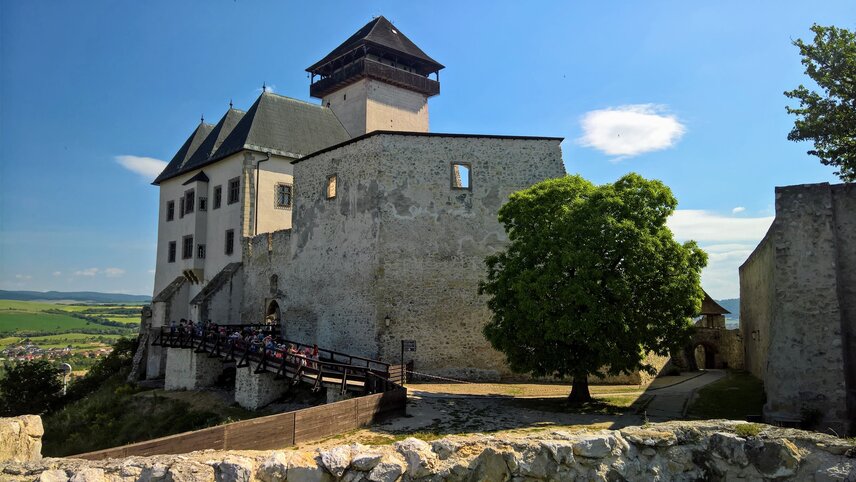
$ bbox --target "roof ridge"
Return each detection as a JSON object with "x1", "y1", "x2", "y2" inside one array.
[{"x1": 262, "y1": 91, "x2": 327, "y2": 109}]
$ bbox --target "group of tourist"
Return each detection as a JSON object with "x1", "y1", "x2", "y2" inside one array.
[{"x1": 165, "y1": 319, "x2": 319, "y2": 368}]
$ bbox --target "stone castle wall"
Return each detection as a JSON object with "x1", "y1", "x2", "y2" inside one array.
[
  {"x1": 239, "y1": 133, "x2": 566, "y2": 375},
  {"x1": 5, "y1": 420, "x2": 856, "y2": 480},
  {"x1": 740, "y1": 182, "x2": 856, "y2": 434}
]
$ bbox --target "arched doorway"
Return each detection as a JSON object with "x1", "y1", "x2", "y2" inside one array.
[
  {"x1": 694, "y1": 343, "x2": 717, "y2": 369},
  {"x1": 266, "y1": 300, "x2": 281, "y2": 326}
]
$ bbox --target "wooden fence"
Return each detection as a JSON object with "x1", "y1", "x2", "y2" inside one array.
[{"x1": 73, "y1": 388, "x2": 406, "y2": 460}]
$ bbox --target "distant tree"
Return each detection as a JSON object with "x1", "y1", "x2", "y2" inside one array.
[
  {"x1": 480, "y1": 174, "x2": 707, "y2": 402},
  {"x1": 785, "y1": 24, "x2": 856, "y2": 182},
  {"x1": 0, "y1": 360, "x2": 63, "y2": 416}
]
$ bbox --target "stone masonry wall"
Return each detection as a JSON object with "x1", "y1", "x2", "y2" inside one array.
[
  {"x1": 740, "y1": 231, "x2": 774, "y2": 380},
  {"x1": 373, "y1": 135, "x2": 565, "y2": 377},
  {"x1": 5, "y1": 421, "x2": 856, "y2": 480},
  {"x1": 740, "y1": 182, "x2": 855, "y2": 434},
  {"x1": 164, "y1": 348, "x2": 223, "y2": 391},
  {"x1": 766, "y1": 184, "x2": 848, "y2": 432}
]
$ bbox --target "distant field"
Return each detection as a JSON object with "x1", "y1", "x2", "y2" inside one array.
[
  {"x1": 0, "y1": 311, "x2": 96, "y2": 335},
  {"x1": 0, "y1": 300, "x2": 140, "y2": 337},
  {"x1": 0, "y1": 333, "x2": 122, "y2": 351}
]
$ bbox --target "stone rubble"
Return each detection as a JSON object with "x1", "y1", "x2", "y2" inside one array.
[{"x1": 0, "y1": 420, "x2": 855, "y2": 481}]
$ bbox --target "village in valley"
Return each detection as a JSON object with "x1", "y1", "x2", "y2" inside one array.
[{"x1": 0, "y1": 2, "x2": 854, "y2": 481}]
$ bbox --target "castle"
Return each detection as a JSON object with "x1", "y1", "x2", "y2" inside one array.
[{"x1": 139, "y1": 17, "x2": 566, "y2": 385}]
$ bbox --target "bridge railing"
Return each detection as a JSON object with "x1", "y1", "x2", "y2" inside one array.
[{"x1": 153, "y1": 327, "x2": 396, "y2": 393}]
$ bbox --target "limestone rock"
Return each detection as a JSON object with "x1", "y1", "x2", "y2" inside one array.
[
  {"x1": 256, "y1": 451, "x2": 288, "y2": 482},
  {"x1": 212, "y1": 455, "x2": 254, "y2": 482},
  {"x1": 167, "y1": 461, "x2": 215, "y2": 482},
  {"x1": 38, "y1": 469, "x2": 69, "y2": 482},
  {"x1": 710, "y1": 432, "x2": 749, "y2": 467},
  {"x1": 746, "y1": 438, "x2": 802, "y2": 478},
  {"x1": 431, "y1": 438, "x2": 460, "y2": 459},
  {"x1": 320, "y1": 445, "x2": 352, "y2": 477},
  {"x1": 468, "y1": 447, "x2": 510, "y2": 481},
  {"x1": 394, "y1": 437, "x2": 436, "y2": 478},
  {"x1": 620, "y1": 427, "x2": 678, "y2": 447},
  {"x1": 0, "y1": 415, "x2": 44, "y2": 463},
  {"x1": 540, "y1": 440, "x2": 575, "y2": 466},
  {"x1": 69, "y1": 467, "x2": 106, "y2": 482},
  {"x1": 366, "y1": 454, "x2": 405, "y2": 482},
  {"x1": 286, "y1": 451, "x2": 333, "y2": 482},
  {"x1": 573, "y1": 434, "x2": 616, "y2": 459},
  {"x1": 351, "y1": 452, "x2": 383, "y2": 471}
]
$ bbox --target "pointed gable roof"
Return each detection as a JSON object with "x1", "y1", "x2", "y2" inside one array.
[
  {"x1": 211, "y1": 92, "x2": 350, "y2": 161},
  {"x1": 307, "y1": 16, "x2": 443, "y2": 75},
  {"x1": 153, "y1": 94, "x2": 350, "y2": 185},
  {"x1": 152, "y1": 122, "x2": 213, "y2": 184},
  {"x1": 700, "y1": 290, "x2": 730, "y2": 315}
]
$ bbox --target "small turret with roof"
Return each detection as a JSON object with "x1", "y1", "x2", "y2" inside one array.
[{"x1": 307, "y1": 16, "x2": 444, "y2": 137}]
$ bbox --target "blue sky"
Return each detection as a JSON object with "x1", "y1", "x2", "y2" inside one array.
[{"x1": 0, "y1": 1, "x2": 852, "y2": 298}]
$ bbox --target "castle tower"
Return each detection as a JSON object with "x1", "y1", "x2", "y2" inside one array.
[{"x1": 307, "y1": 16, "x2": 444, "y2": 137}]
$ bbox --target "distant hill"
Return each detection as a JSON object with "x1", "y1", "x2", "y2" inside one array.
[
  {"x1": 717, "y1": 298, "x2": 739, "y2": 317},
  {"x1": 0, "y1": 290, "x2": 151, "y2": 304}
]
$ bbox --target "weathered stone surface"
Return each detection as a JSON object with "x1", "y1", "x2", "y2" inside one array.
[
  {"x1": 211, "y1": 455, "x2": 253, "y2": 482},
  {"x1": 394, "y1": 437, "x2": 437, "y2": 478},
  {"x1": 0, "y1": 421, "x2": 852, "y2": 481},
  {"x1": 38, "y1": 469, "x2": 69, "y2": 482},
  {"x1": 319, "y1": 445, "x2": 352, "y2": 478},
  {"x1": 0, "y1": 415, "x2": 44, "y2": 463},
  {"x1": 256, "y1": 451, "x2": 288, "y2": 482},
  {"x1": 620, "y1": 426, "x2": 678, "y2": 447},
  {"x1": 350, "y1": 452, "x2": 383, "y2": 471},
  {"x1": 573, "y1": 433, "x2": 616, "y2": 458},
  {"x1": 366, "y1": 453, "x2": 405, "y2": 482}
]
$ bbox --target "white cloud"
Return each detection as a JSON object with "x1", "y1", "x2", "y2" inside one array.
[
  {"x1": 256, "y1": 83, "x2": 277, "y2": 94},
  {"x1": 668, "y1": 210, "x2": 773, "y2": 244},
  {"x1": 579, "y1": 104, "x2": 686, "y2": 159},
  {"x1": 667, "y1": 210, "x2": 775, "y2": 299},
  {"x1": 104, "y1": 267, "x2": 126, "y2": 278},
  {"x1": 74, "y1": 268, "x2": 99, "y2": 277},
  {"x1": 147, "y1": 269, "x2": 156, "y2": 275},
  {"x1": 14, "y1": 274, "x2": 32, "y2": 280},
  {"x1": 115, "y1": 155, "x2": 167, "y2": 181},
  {"x1": 732, "y1": 206, "x2": 746, "y2": 214},
  {"x1": 52, "y1": 271, "x2": 62, "y2": 277}
]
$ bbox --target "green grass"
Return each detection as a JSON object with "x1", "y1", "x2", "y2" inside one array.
[
  {"x1": 0, "y1": 311, "x2": 97, "y2": 334},
  {"x1": 0, "y1": 300, "x2": 91, "y2": 312},
  {"x1": 686, "y1": 371, "x2": 765, "y2": 420},
  {"x1": 734, "y1": 423, "x2": 763, "y2": 437},
  {"x1": 103, "y1": 316, "x2": 140, "y2": 324}
]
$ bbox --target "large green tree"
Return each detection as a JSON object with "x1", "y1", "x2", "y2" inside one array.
[
  {"x1": 480, "y1": 174, "x2": 707, "y2": 401},
  {"x1": 785, "y1": 24, "x2": 856, "y2": 182},
  {"x1": 0, "y1": 360, "x2": 63, "y2": 416}
]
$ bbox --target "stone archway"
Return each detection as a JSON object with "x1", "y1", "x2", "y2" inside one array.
[
  {"x1": 693, "y1": 342, "x2": 718, "y2": 369},
  {"x1": 266, "y1": 300, "x2": 281, "y2": 325}
]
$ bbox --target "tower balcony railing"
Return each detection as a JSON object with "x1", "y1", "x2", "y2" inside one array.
[{"x1": 310, "y1": 58, "x2": 440, "y2": 98}]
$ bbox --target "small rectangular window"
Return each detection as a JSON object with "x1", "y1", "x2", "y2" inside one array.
[
  {"x1": 168, "y1": 241, "x2": 176, "y2": 263},
  {"x1": 225, "y1": 229, "x2": 235, "y2": 255},
  {"x1": 197, "y1": 244, "x2": 206, "y2": 259},
  {"x1": 166, "y1": 201, "x2": 175, "y2": 221},
  {"x1": 182, "y1": 235, "x2": 194, "y2": 259},
  {"x1": 184, "y1": 189, "x2": 195, "y2": 214},
  {"x1": 213, "y1": 186, "x2": 222, "y2": 209},
  {"x1": 199, "y1": 197, "x2": 207, "y2": 211},
  {"x1": 451, "y1": 163, "x2": 471, "y2": 190},
  {"x1": 228, "y1": 178, "x2": 240, "y2": 204},
  {"x1": 179, "y1": 198, "x2": 185, "y2": 218},
  {"x1": 275, "y1": 183, "x2": 293, "y2": 208},
  {"x1": 326, "y1": 174, "x2": 337, "y2": 199}
]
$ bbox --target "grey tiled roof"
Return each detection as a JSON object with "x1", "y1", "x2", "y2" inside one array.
[
  {"x1": 153, "y1": 122, "x2": 214, "y2": 184},
  {"x1": 307, "y1": 16, "x2": 443, "y2": 74},
  {"x1": 154, "y1": 93, "x2": 349, "y2": 185}
]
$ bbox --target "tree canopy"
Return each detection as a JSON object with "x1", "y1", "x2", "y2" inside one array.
[
  {"x1": 0, "y1": 360, "x2": 63, "y2": 416},
  {"x1": 785, "y1": 24, "x2": 856, "y2": 182},
  {"x1": 479, "y1": 174, "x2": 707, "y2": 401}
]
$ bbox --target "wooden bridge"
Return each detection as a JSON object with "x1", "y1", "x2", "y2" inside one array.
[{"x1": 151, "y1": 325, "x2": 399, "y2": 395}]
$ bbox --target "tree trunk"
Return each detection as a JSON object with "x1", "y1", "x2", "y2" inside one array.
[{"x1": 567, "y1": 375, "x2": 592, "y2": 403}]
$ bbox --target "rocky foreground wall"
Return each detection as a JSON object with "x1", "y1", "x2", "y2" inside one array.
[
  {"x1": 3, "y1": 420, "x2": 856, "y2": 481},
  {"x1": 0, "y1": 416, "x2": 43, "y2": 464}
]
